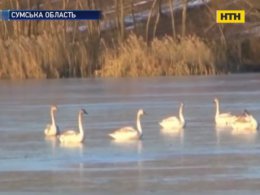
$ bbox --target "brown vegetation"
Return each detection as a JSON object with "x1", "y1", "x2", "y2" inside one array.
[
  {"x1": 0, "y1": 0, "x2": 259, "y2": 79},
  {"x1": 100, "y1": 34, "x2": 220, "y2": 77}
]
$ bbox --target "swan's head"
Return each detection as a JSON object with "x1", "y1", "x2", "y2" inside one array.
[
  {"x1": 243, "y1": 109, "x2": 251, "y2": 116},
  {"x1": 213, "y1": 98, "x2": 219, "y2": 104},
  {"x1": 51, "y1": 105, "x2": 57, "y2": 112},
  {"x1": 80, "y1": 109, "x2": 88, "y2": 115},
  {"x1": 138, "y1": 109, "x2": 146, "y2": 116},
  {"x1": 180, "y1": 102, "x2": 184, "y2": 107}
]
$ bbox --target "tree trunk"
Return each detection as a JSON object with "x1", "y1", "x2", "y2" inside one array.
[
  {"x1": 168, "y1": 0, "x2": 176, "y2": 38},
  {"x1": 181, "y1": 0, "x2": 188, "y2": 36},
  {"x1": 146, "y1": 0, "x2": 158, "y2": 43}
]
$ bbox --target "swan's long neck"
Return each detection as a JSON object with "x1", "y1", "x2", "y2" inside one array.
[
  {"x1": 215, "y1": 100, "x2": 220, "y2": 117},
  {"x1": 78, "y1": 113, "x2": 84, "y2": 140},
  {"x1": 51, "y1": 109, "x2": 55, "y2": 127},
  {"x1": 179, "y1": 105, "x2": 185, "y2": 124},
  {"x1": 136, "y1": 113, "x2": 142, "y2": 138}
]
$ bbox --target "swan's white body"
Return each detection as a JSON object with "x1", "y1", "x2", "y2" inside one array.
[
  {"x1": 232, "y1": 111, "x2": 258, "y2": 134},
  {"x1": 44, "y1": 105, "x2": 59, "y2": 136},
  {"x1": 159, "y1": 103, "x2": 185, "y2": 129},
  {"x1": 214, "y1": 98, "x2": 237, "y2": 127},
  {"x1": 109, "y1": 109, "x2": 145, "y2": 140},
  {"x1": 58, "y1": 109, "x2": 87, "y2": 144}
]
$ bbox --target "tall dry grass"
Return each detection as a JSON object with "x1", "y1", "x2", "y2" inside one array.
[
  {"x1": 0, "y1": 0, "x2": 244, "y2": 79},
  {"x1": 0, "y1": 0, "x2": 102, "y2": 79},
  {"x1": 0, "y1": 31, "x2": 225, "y2": 79},
  {"x1": 99, "y1": 34, "x2": 224, "y2": 77},
  {"x1": 0, "y1": 33, "x2": 102, "y2": 79}
]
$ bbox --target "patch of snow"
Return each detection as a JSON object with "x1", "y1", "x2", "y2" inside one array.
[
  {"x1": 134, "y1": 0, "x2": 152, "y2": 7},
  {"x1": 104, "y1": 9, "x2": 115, "y2": 15},
  {"x1": 126, "y1": 25, "x2": 135, "y2": 30},
  {"x1": 79, "y1": 25, "x2": 87, "y2": 32},
  {"x1": 188, "y1": 0, "x2": 211, "y2": 7}
]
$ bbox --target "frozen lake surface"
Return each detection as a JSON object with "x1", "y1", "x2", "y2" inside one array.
[{"x1": 0, "y1": 74, "x2": 260, "y2": 194}]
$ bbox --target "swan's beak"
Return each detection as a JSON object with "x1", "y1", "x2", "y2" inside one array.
[
  {"x1": 243, "y1": 109, "x2": 250, "y2": 115},
  {"x1": 81, "y1": 109, "x2": 88, "y2": 115},
  {"x1": 144, "y1": 111, "x2": 147, "y2": 115}
]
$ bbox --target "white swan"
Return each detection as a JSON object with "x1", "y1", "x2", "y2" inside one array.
[
  {"x1": 214, "y1": 98, "x2": 237, "y2": 127},
  {"x1": 44, "y1": 105, "x2": 60, "y2": 136},
  {"x1": 232, "y1": 110, "x2": 258, "y2": 134},
  {"x1": 58, "y1": 109, "x2": 87, "y2": 144},
  {"x1": 159, "y1": 103, "x2": 185, "y2": 129},
  {"x1": 109, "y1": 109, "x2": 145, "y2": 140}
]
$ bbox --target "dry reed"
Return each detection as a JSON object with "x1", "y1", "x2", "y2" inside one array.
[
  {"x1": 99, "y1": 34, "x2": 222, "y2": 77},
  {"x1": 0, "y1": 0, "x2": 239, "y2": 79}
]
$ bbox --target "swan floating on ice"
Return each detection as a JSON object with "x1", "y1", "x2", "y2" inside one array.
[
  {"x1": 109, "y1": 109, "x2": 146, "y2": 141},
  {"x1": 214, "y1": 98, "x2": 237, "y2": 127},
  {"x1": 44, "y1": 105, "x2": 60, "y2": 136},
  {"x1": 159, "y1": 103, "x2": 185, "y2": 130},
  {"x1": 232, "y1": 110, "x2": 258, "y2": 134},
  {"x1": 59, "y1": 109, "x2": 87, "y2": 144}
]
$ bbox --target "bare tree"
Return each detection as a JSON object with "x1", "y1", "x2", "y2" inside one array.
[
  {"x1": 114, "y1": 0, "x2": 125, "y2": 41},
  {"x1": 181, "y1": 0, "x2": 188, "y2": 36},
  {"x1": 168, "y1": 0, "x2": 176, "y2": 38},
  {"x1": 153, "y1": 0, "x2": 162, "y2": 39},
  {"x1": 146, "y1": 0, "x2": 158, "y2": 42},
  {"x1": 131, "y1": 0, "x2": 136, "y2": 32}
]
